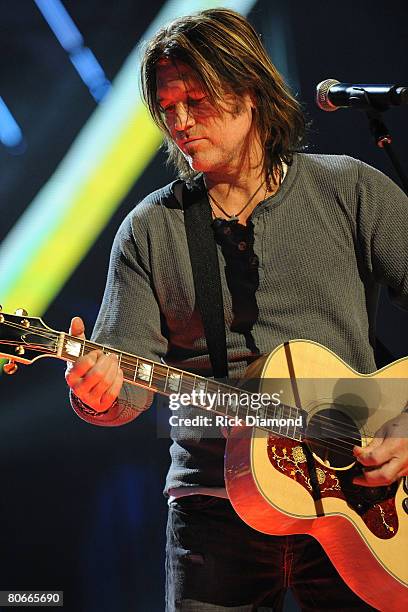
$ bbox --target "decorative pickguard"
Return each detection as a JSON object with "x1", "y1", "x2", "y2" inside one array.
[{"x1": 267, "y1": 437, "x2": 398, "y2": 539}]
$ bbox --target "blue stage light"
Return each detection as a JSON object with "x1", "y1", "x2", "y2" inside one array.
[
  {"x1": 34, "y1": 0, "x2": 83, "y2": 50},
  {"x1": 0, "y1": 96, "x2": 24, "y2": 151},
  {"x1": 34, "y1": 0, "x2": 111, "y2": 102}
]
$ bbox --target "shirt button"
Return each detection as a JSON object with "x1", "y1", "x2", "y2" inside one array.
[
  {"x1": 238, "y1": 241, "x2": 247, "y2": 251},
  {"x1": 223, "y1": 226, "x2": 232, "y2": 236}
]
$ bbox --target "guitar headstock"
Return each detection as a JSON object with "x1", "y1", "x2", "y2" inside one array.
[{"x1": 0, "y1": 306, "x2": 59, "y2": 373}]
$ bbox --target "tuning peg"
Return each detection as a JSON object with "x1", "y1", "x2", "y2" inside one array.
[
  {"x1": 3, "y1": 360, "x2": 18, "y2": 375},
  {"x1": 15, "y1": 346, "x2": 25, "y2": 356},
  {"x1": 15, "y1": 308, "x2": 28, "y2": 317}
]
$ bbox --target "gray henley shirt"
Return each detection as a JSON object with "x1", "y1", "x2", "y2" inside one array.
[{"x1": 71, "y1": 153, "x2": 408, "y2": 492}]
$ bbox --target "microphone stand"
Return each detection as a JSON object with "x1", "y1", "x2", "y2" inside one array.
[
  {"x1": 365, "y1": 107, "x2": 408, "y2": 194},
  {"x1": 364, "y1": 102, "x2": 408, "y2": 368}
]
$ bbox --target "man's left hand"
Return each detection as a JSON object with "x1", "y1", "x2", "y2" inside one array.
[{"x1": 353, "y1": 412, "x2": 408, "y2": 486}]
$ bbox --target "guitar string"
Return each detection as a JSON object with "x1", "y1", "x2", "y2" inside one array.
[
  {"x1": 1, "y1": 321, "x2": 378, "y2": 453},
  {"x1": 1, "y1": 319, "x2": 367, "y2": 441},
  {"x1": 67, "y1": 335, "x2": 372, "y2": 449},
  {"x1": 115, "y1": 357, "x2": 366, "y2": 449},
  {"x1": 1, "y1": 321, "x2": 369, "y2": 449},
  {"x1": 1, "y1": 342, "x2": 364, "y2": 457},
  {"x1": 1, "y1": 320, "x2": 369, "y2": 447}
]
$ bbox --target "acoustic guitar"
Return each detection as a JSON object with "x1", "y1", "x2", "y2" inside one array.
[{"x1": 1, "y1": 309, "x2": 407, "y2": 611}]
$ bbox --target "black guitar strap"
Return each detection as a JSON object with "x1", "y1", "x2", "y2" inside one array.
[{"x1": 182, "y1": 177, "x2": 229, "y2": 378}]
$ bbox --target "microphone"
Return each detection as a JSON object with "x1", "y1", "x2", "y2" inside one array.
[{"x1": 316, "y1": 79, "x2": 408, "y2": 112}]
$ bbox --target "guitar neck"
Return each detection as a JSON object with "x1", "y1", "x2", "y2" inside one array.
[
  {"x1": 59, "y1": 333, "x2": 303, "y2": 441},
  {"x1": 0, "y1": 309, "x2": 303, "y2": 442}
]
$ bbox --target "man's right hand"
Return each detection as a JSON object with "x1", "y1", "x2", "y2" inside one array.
[{"x1": 65, "y1": 316, "x2": 124, "y2": 413}]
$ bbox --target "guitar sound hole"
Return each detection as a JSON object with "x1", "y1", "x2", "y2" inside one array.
[{"x1": 305, "y1": 407, "x2": 361, "y2": 469}]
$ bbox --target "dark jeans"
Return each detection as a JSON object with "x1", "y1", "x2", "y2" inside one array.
[{"x1": 166, "y1": 496, "x2": 376, "y2": 612}]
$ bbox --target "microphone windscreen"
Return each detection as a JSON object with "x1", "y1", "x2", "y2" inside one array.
[{"x1": 316, "y1": 79, "x2": 340, "y2": 111}]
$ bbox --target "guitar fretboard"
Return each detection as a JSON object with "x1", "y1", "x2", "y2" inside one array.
[{"x1": 60, "y1": 334, "x2": 304, "y2": 441}]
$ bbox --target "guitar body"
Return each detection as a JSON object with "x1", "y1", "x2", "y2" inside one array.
[{"x1": 225, "y1": 340, "x2": 408, "y2": 611}]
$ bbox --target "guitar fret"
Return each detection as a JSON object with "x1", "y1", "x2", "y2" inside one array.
[
  {"x1": 64, "y1": 338, "x2": 82, "y2": 358},
  {"x1": 153, "y1": 364, "x2": 168, "y2": 392},
  {"x1": 167, "y1": 370, "x2": 182, "y2": 393},
  {"x1": 210, "y1": 383, "x2": 221, "y2": 414},
  {"x1": 179, "y1": 371, "x2": 186, "y2": 393},
  {"x1": 281, "y1": 406, "x2": 289, "y2": 437},
  {"x1": 276, "y1": 405, "x2": 284, "y2": 436},
  {"x1": 293, "y1": 407, "x2": 305, "y2": 441},
  {"x1": 190, "y1": 375, "x2": 197, "y2": 398},
  {"x1": 56, "y1": 332, "x2": 65, "y2": 358},
  {"x1": 281, "y1": 404, "x2": 289, "y2": 437},
  {"x1": 188, "y1": 375, "x2": 196, "y2": 403},
  {"x1": 163, "y1": 366, "x2": 169, "y2": 393},
  {"x1": 228, "y1": 391, "x2": 239, "y2": 416},
  {"x1": 289, "y1": 406, "x2": 296, "y2": 438},
  {"x1": 212, "y1": 383, "x2": 225, "y2": 415},
  {"x1": 193, "y1": 377, "x2": 208, "y2": 409},
  {"x1": 286, "y1": 405, "x2": 293, "y2": 438},
  {"x1": 134, "y1": 360, "x2": 153, "y2": 386}
]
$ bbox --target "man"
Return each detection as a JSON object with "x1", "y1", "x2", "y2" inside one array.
[{"x1": 66, "y1": 8, "x2": 408, "y2": 611}]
